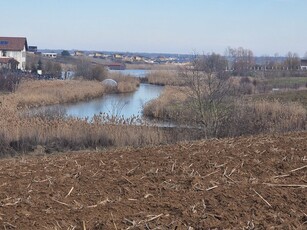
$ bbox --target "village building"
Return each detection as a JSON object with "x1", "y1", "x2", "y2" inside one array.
[
  {"x1": 74, "y1": 51, "x2": 85, "y2": 56},
  {"x1": 28, "y1": 46, "x2": 38, "y2": 53},
  {"x1": 0, "y1": 36, "x2": 28, "y2": 70},
  {"x1": 42, "y1": 52, "x2": 57, "y2": 58},
  {"x1": 301, "y1": 59, "x2": 307, "y2": 70}
]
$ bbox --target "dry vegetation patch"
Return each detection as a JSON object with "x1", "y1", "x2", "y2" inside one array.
[{"x1": 13, "y1": 79, "x2": 106, "y2": 108}]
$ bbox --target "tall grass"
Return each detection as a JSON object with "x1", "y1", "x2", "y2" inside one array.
[
  {"x1": 107, "y1": 72, "x2": 140, "y2": 93},
  {"x1": 13, "y1": 79, "x2": 106, "y2": 108},
  {"x1": 144, "y1": 87, "x2": 307, "y2": 137},
  {"x1": 0, "y1": 105, "x2": 200, "y2": 155},
  {"x1": 227, "y1": 100, "x2": 307, "y2": 136},
  {"x1": 143, "y1": 86, "x2": 189, "y2": 121},
  {"x1": 147, "y1": 70, "x2": 186, "y2": 86},
  {"x1": 0, "y1": 79, "x2": 194, "y2": 155}
]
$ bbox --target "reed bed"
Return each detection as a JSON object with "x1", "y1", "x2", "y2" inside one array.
[
  {"x1": 108, "y1": 72, "x2": 140, "y2": 93},
  {"x1": 147, "y1": 70, "x2": 186, "y2": 86},
  {"x1": 13, "y1": 79, "x2": 106, "y2": 108},
  {"x1": 143, "y1": 86, "x2": 189, "y2": 121},
  {"x1": 229, "y1": 99, "x2": 307, "y2": 136},
  {"x1": 0, "y1": 105, "x2": 199, "y2": 155},
  {"x1": 144, "y1": 86, "x2": 307, "y2": 137}
]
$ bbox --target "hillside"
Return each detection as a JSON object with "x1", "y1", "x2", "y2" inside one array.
[{"x1": 0, "y1": 132, "x2": 306, "y2": 229}]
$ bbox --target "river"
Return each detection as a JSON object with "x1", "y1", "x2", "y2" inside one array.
[
  {"x1": 32, "y1": 83, "x2": 164, "y2": 121},
  {"x1": 31, "y1": 69, "x2": 164, "y2": 123},
  {"x1": 64, "y1": 83, "x2": 163, "y2": 119},
  {"x1": 109, "y1": 69, "x2": 149, "y2": 78}
]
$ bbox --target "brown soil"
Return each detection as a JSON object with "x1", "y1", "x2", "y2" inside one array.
[{"x1": 0, "y1": 132, "x2": 306, "y2": 229}]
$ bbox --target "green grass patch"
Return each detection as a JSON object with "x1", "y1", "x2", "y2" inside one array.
[
  {"x1": 253, "y1": 89, "x2": 307, "y2": 109},
  {"x1": 264, "y1": 77, "x2": 307, "y2": 89}
]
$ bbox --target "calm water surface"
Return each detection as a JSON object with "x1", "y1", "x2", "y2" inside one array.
[
  {"x1": 39, "y1": 84, "x2": 163, "y2": 120},
  {"x1": 109, "y1": 69, "x2": 149, "y2": 77}
]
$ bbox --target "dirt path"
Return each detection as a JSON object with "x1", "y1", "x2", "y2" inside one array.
[{"x1": 0, "y1": 132, "x2": 306, "y2": 229}]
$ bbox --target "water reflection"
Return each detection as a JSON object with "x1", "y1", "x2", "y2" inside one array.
[{"x1": 34, "y1": 84, "x2": 164, "y2": 120}]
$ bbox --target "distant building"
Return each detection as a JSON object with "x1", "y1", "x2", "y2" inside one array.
[
  {"x1": 28, "y1": 46, "x2": 38, "y2": 53},
  {"x1": 113, "y1": 54, "x2": 123, "y2": 59},
  {"x1": 301, "y1": 59, "x2": 307, "y2": 70},
  {"x1": 94, "y1": 52, "x2": 103, "y2": 58},
  {"x1": 42, "y1": 53, "x2": 57, "y2": 58},
  {"x1": 0, "y1": 36, "x2": 28, "y2": 70},
  {"x1": 74, "y1": 51, "x2": 85, "y2": 56}
]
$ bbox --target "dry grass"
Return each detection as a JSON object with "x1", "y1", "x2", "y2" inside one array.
[
  {"x1": 147, "y1": 70, "x2": 186, "y2": 86},
  {"x1": 12, "y1": 79, "x2": 106, "y2": 108},
  {"x1": 143, "y1": 86, "x2": 188, "y2": 120},
  {"x1": 1, "y1": 78, "x2": 186, "y2": 155},
  {"x1": 144, "y1": 86, "x2": 307, "y2": 137},
  {"x1": 230, "y1": 99, "x2": 307, "y2": 136},
  {"x1": 108, "y1": 72, "x2": 140, "y2": 93}
]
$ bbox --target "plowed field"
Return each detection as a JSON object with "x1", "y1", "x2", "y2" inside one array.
[{"x1": 0, "y1": 132, "x2": 306, "y2": 229}]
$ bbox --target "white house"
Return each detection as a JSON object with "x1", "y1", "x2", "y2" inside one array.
[
  {"x1": 301, "y1": 59, "x2": 307, "y2": 70},
  {"x1": 42, "y1": 52, "x2": 57, "y2": 58},
  {"x1": 0, "y1": 37, "x2": 28, "y2": 70}
]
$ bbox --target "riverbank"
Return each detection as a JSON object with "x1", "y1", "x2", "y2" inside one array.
[{"x1": 0, "y1": 79, "x2": 196, "y2": 155}]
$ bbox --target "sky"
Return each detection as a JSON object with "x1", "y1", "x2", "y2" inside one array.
[{"x1": 2, "y1": 0, "x2": 307, "y2": 56}]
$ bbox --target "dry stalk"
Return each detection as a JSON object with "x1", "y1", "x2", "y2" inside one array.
[
  {"x1": 289, "y1": 165, "x2": 307, "y2": 173},
  {"x1": 206, "y1": 185, "x2": 218, "y2": 191},
  {"x1": 51, "y1": 198, "x2": 70, "y2": 207},
  {"x1": 122, "y1": 176, "x2": 134, "y2": 185},
  {"x1": 224, "y1": 174, "x2": 238, "y2": 184},
  {"x1": 144, "y1": 194, "x2": 153, "y2": 199},
  {"x1": 215, "y1": 163, "x2": 227, "y2": 168},
  {"x1": 145, "y1": 213, "x2": 164, "y2": 223},
  {"x1": 204, "y1": 169, "x2": 220, "y2": 178},
  {"x1": 111, "y1": 212, "x2": 118, "y2": 230},
  {"x1": 65, "y1": 187, "x2": 74, "y2": 198},
  {"x1": 3, "y1": 222, "x2": 16, "y2": 229},
  {"x1": 272, "y1": 174, "x2": 290, "y2": 179},
  {"x1": 2, "y1": 198, "x2": 21, "y2": 206},
  {"x1": 252, "y1": 189, "x2": 272, "y2": 208},
  {"x1": 126, "y1": 165, "x2": 139, "y2": 176},
  {"x1": 263, "y1": 183, "x2": 307, "y2": 188},
  {"x1": 82, "y1": 220, "x2": 86, "y2": 230},
  {"x1": 124, "y1": 218, "x2": 136, "y2": 227},
  {"x1": 87, "y1": 198, "x2": 110, "y2": 208},
  {"x1": 171, "y1": 160, "x2": 177, "y2": 172}
]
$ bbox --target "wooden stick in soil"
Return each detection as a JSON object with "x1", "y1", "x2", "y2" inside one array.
[
  {"x1": 264, "y1": 183, "x2": 307, "y2": 188},
  {"x1": 289, "y1": 165, "x2": 307, "y2": 173},
  {"x1": 252, "y1": 189, "x2": 272, "y2": 208},
  {"x1": 65, "y1": 187, "x2": 74, "y2": 198},
  {"x1": 111, "y1": 212, "x2": 118, "y2": 230}
]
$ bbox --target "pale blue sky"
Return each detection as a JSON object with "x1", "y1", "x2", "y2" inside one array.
[{"x1": 2, "y1": 0, "x2": 307, "y2": 56}]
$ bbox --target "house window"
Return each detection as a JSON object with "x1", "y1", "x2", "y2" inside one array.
[
  {"x1": 0, "y1": 41, "x2": 9, "y2": 45},
  {"x1": 2, "y1": 51, "x2": 6, "y2": 57}
]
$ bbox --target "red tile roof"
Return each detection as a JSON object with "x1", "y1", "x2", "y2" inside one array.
[
  {"x1": 0, "y1": 57, "x2": 19, "y2": 64},
  {"x1": 0, "y1": 37, "x2": 28, "y2": 51}
]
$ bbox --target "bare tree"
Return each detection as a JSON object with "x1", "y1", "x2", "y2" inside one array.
[
  {"x1": 181, "y1": 53, "x2": 232, "y2": 138},
  {"x1": 225, "y1": 47, "x2": 255, "y2": 76},
  {"x1": 283, "y1": 52, "x2": 300, "y2": 70},
  {"x1": 44, "y1": 61, "x2": 62, "y2": 78},
  {"x1": 75, "y1": 58, "x2": 107, "y2": 81}
]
